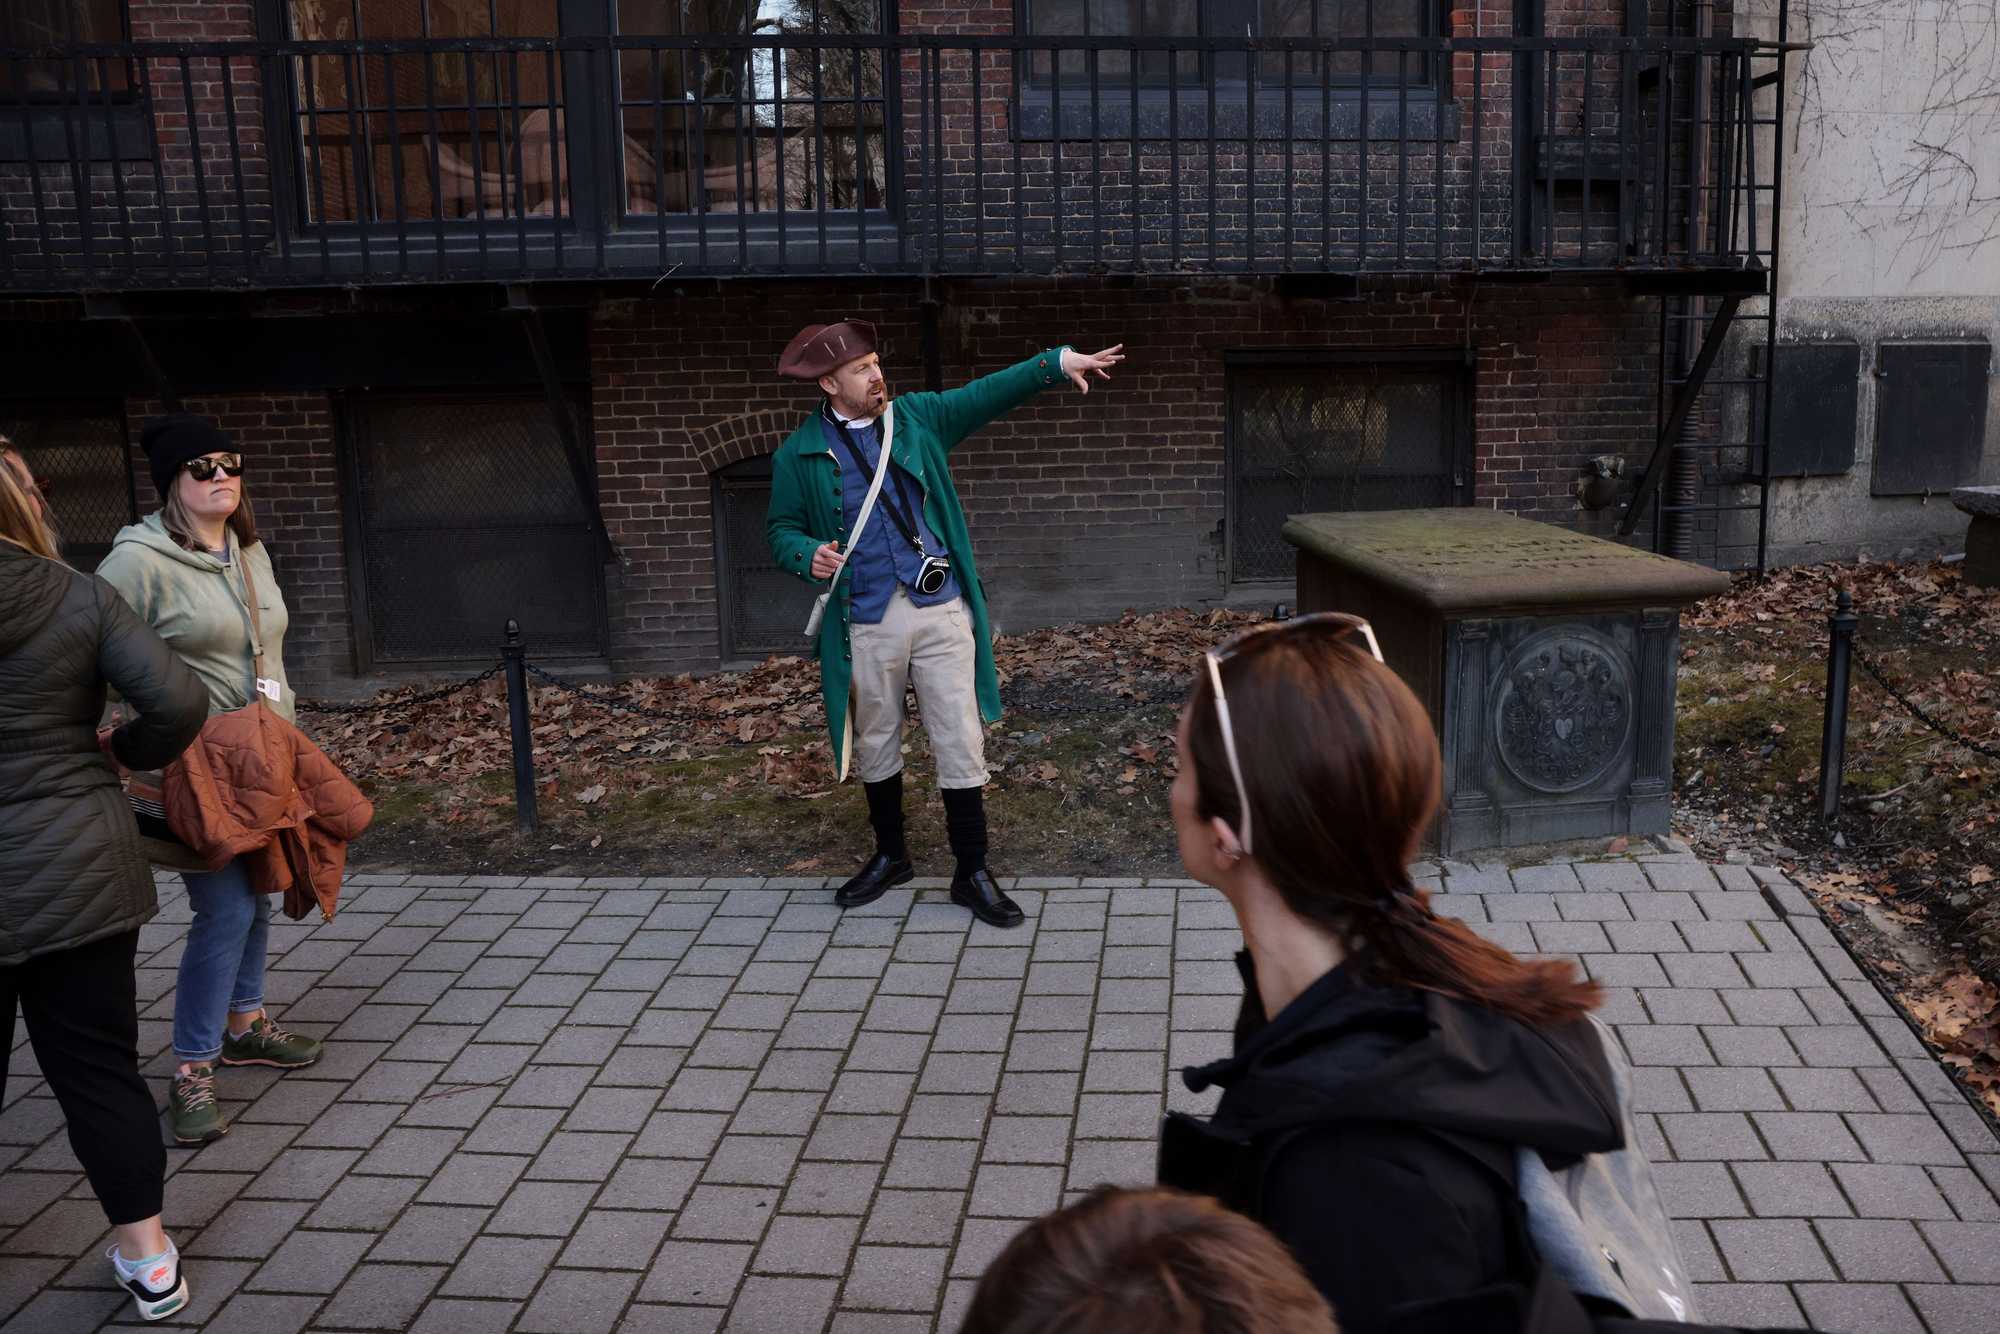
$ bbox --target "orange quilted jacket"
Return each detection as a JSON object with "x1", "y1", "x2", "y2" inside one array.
[{"x1": 162, "y1": 703, "x2": 373, "y2": 922}]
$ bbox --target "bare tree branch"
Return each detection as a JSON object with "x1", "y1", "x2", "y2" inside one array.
[{"x1": 1791, "y1": 0, "x2": 2000, "y2": 276}]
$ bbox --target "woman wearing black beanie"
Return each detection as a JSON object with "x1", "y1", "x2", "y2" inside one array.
[{"x1": 98, "y1": 414, "x2": 323, "y2": 1150}]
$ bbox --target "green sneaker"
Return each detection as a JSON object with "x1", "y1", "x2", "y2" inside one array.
[
  {"x1": 220, "y1": 1016, "x2": 322, "y2": 1070},
  {"x1": 168, "y1": 1066, "x2": 227, "y2": 1145}
]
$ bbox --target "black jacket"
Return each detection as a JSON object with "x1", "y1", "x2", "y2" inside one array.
[
  {"x1": 0, "y1": 544, "x2": 206, "y2": 965},
  {"x1": 1158, "y1": 954, "x2": 1625, "y2": 1334}
]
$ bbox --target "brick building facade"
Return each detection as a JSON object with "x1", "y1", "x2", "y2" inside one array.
[{"x1": 0, "y1": 2, "x2": 1781, "y2": 691}]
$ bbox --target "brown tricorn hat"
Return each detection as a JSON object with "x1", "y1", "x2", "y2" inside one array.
[{"x1": 777, "y1": 319, "x2": 878, "y2": 381}]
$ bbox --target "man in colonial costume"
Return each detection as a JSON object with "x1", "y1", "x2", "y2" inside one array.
[{"x1": 765, "y1": 320, "x2": 1124, "y2": 927}]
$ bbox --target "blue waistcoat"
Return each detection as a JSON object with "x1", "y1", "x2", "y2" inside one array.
[{"x1": 823, "y1": 412, "x2": 961, "y2": 625}]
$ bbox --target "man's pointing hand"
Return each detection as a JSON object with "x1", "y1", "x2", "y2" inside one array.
[{"x1": 1060, "y1": 344, "x2": 1125, "y2": 394}]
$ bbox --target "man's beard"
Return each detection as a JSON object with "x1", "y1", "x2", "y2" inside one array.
[{"x1": 848, "y1": 382, "x2": 890, "y2": 419}]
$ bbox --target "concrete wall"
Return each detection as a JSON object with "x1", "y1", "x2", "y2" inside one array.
[{"x1": 1748, "y1": 0, "x2": 2000, "y2": 566}]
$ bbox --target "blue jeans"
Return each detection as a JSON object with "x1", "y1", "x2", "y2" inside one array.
[{"x1": 172, "y1": 858, "x2": 271, "y2": 1064}]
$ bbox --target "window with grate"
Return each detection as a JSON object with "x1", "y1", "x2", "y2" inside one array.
[
  {"x1": 341, "y1": 392, "x2": 606, "y2": 665},
  {"x1": 0, "y1": 1, "x2": 132, "y2": 99},
  {"x1": 279, "y1": 0, "x2": 887, "y2": 226},
  {"x1": 713, "y1": 452, "x2": 821, "y2": 662},
  {"x1": 1226, "y1": 359, "x2": 1466, "y2": 582},
  {"x1": 0, "y1": 401, "x2": 136, "y2": 572},
  {"x1": 284, "y1": 0, "x2": 565, "y2": 225},
  {"x1": 613, "y1": 0, "x2": 889, "y2": 219},
  {"x1": 1021, "y1": 0, "x2": 1434, "y2": 88}
]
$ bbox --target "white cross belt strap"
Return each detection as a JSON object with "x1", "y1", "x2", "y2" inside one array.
[{"x1": 804, "y1": 403, "x2": 895, "y2": 639}]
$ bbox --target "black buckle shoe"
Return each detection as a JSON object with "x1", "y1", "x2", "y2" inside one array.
[
  {"x1": 836, "y1": 852, "x2": 914, "y2": 908},
  {"x1": 950, "y1": 868, "x2": 1024, "y2": 928}
]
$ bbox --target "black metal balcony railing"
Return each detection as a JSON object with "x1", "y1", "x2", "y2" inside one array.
[{"x1": 0, "y1": 32, "x2": 1783, "y2": 292}]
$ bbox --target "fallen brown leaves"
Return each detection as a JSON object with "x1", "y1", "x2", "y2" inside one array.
[
  {"x1": 1909, "y1": 970, "x2": 2000, "y2": 1119},
  {"x1": 304, "y1": 606, "x2": 1256, "y2": 815},
  {"x1": 1687, "y1": 558, "x2": 2000, "y2": 1127}
]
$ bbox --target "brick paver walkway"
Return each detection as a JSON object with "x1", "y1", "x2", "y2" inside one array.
[{"x1": 4, "y1": 853, "x2": 1998, "y2": 1333}]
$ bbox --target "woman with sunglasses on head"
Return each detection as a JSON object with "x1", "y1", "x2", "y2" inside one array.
[
  {"x1": 1158, "y1": 614, "x2": 1652, "y2": 1334},
  {"x1": 97, "y1": 415, "x2": 323, "y2": 1148},
  {"x1": 1, "y1": 442, "x2": 208, "y2": 1320}
]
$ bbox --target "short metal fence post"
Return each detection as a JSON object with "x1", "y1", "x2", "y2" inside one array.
[
  {"x1": 502, "y1": 619, "x2": 538, "y2": 832},
  {"x1": 1818, "y1": 588, "x2": 1858, "y2": 822}
]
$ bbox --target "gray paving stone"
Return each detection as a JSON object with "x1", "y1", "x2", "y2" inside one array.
[
  {"x1": 368, "y1": 1204, "x2": 491, "y2": 1263},
  {"x1": 1752, "y1": 1111, "x2": 1868, "y2": 1162},
  {"x1": 1530, "y1": 922, "x2": 1612, "y2": 954},
  {"x1": 437, "y1": 1235, "x2": 564, "y2": 1301},
  {"x1": 1654, "y1": 1162, "x2": 1745, "y2": 1218},
  {"x1": 599, "y1": 1158, "x2": 702, "y2": 1213},
  {"x1": 528, "y1": 1130, "x2": 638, "y2": 1182},
  {"x1": 1731, "y1": 1161, "x2": 1851, "y2": 1217},
  {"x1": 724, "y1": 1275, "x2": 838, "y2": 1333},
  {"x1": 1661, "y1": 1113, "x2": 1768, "y2": 1161},
  {"x1": 1685, "y1": 1068, "x2": 1785, "y2": 1112},
  {"x1": 183, "y1": 1200, "x2": 315, "y2": 1259},
  {"x1": 1679, "y1": 922, "x2": 1766, "y2": 954},
  {"x1": 1832, "y1": 1160, "x2": 1952, "y2": 1224},
  {"x1": 318, "y1": 1261, "x2": 446, "y2": 1329},
  {"x1": 1919, "y1": 1221, "x2": 2000, "y2": 1283},
  {"x1": 783, "y1": 1162, "x2": 885, "y2": 1215},
  {"x1": 753, "y1": 1215, "x2": 860, "y2": 1276},
  {"x1": 1858, "y1": 1067, "x2": 1929, "y2": 1114},
  {"x1": 1702, "y1": 1027, "x2": 1800, "y2": 1069},
  {"x1": 416, "y1": 1153, "x2": 529, "y2": 1207},
  {"x1": 934, "y1": 1014, "x2": 1015, "y2": 1053},
  {"x1": 1794, "y1": 1283, "x2": 1926, "y2": 1334},
  {"x1": 1815, "y1": 1218, "x2": 1948, "y2": 1281},
  {"x1": 1710, "y1": 1218, "x2": 1837, "y2": 1280},
  {"x1": 517, "y1": 1270, "x2": 642, "y2": 1334},
  {"x1": 1849, "y1": 1113, "x2": 1966, "y2": 1165},
  {"x1": 1623, "y1": 889, "x2": 1702, "y2": 921},
  {"x1": 1670, "y1": 1219, "x2": 1725, "y2": 1282},
  {"x1": 1645, "y1": 863, "x2": 1719, "y2": 894},
  {"x1": 840, "y1": 1244, "x2": 949, "y2": 1313},
  {"x1": 305, "y1": 1175, "x2": 423, "y2": 1230},
  {"x1": 635, "y1": 1241, "x2": 751, "y2": 1309},
  {"x1": 1930, "y1": 1164, "x2": 2000, "y2": 1221},
  {"x1": 676, "y1": 1185, "x2": 780, "y2": 1241},
  {"x1": 1067, "y1": 1139, "x2": 1157, "y2": 1190},
  {"x1": 1618, "y1": 1025, "x2": 1714, "y2": 1067},
  {"x1": 489, "y1": 1180, "x2": 601, "y2": 1237},
  {"x1": 1909, "y1": 1284, "x2": 2000, "y2": 1334},
  {"x1": 1789, "y1": 1024, "x2": 1889, "y2": 1069},
  {"x1": 882, "y1": 1139, "x2": 978, "y2": 1192},
  {"x1": 558, "y1": 1209, "x2": 675, "y2": 1272},
  {"x1": 1644, "y1": 988, "x2": 1733, "y2": 1026}
]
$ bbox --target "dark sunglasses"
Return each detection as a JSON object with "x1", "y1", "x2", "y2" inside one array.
[{"x1": 180, "y1": 454, "x2": 244, "y2": 482}]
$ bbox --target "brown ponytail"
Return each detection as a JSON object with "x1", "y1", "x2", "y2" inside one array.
[{"x1": 1186, "y1": 627, "x2": 1600, "y2": 1027}]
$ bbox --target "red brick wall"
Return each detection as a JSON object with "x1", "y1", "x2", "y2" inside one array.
[
  {"x1": 126, "y1": 392, "x2": 352, "y2": 689},
  {"x1": 591, "y1": 274, "x2": 1656, "y2": 677}
]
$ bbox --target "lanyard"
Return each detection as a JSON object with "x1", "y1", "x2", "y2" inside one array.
[{"x1": 830, "y1": 415, "x2": 932, "y2": 558}]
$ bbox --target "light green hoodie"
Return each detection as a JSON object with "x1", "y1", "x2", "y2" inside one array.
[{"x1": 96, "y1": 513, "x2": 296, "y2": 724}]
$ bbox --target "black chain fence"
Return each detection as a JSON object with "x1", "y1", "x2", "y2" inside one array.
[
  {"x1": 298, "y1": 655, "x2": 1185, "y2": 754},
  {"x1": 296, "y1": 666, "x2": 503, "y2": 716},
  {"x1": 1852, "y1": 647, "x2": 2000, "y2": 765}
]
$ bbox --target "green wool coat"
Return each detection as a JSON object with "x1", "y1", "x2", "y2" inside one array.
[{"x1": 765, "y1": 346, "x2": 1071, "y2": 780}]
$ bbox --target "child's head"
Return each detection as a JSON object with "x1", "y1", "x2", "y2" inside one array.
[{"x1": 959, "y1": 1185, "x2": 1339, "y2": 1334}]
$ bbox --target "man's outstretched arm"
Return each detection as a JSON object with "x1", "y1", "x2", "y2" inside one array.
[{"x1": 917, "y1": 344, "x2": 1126, "y2": 453}]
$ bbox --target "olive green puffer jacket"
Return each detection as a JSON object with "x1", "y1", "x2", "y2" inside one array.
[{"x1": 0, "y1": 543, "x2": 207, "y2": 965}]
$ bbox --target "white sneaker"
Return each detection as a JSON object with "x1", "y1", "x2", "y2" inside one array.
[{"x1": 107, "y1": 1240, "x2": 189, "y2": 1322}]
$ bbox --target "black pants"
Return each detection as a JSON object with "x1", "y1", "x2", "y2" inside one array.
[{"x1": 1, "y1": 929, "x2": 165, "y2": 1225}]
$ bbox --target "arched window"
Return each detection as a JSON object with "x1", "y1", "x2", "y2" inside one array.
[{"x1": 712, "y1": 452, "x2": 819, "y2": 663}]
